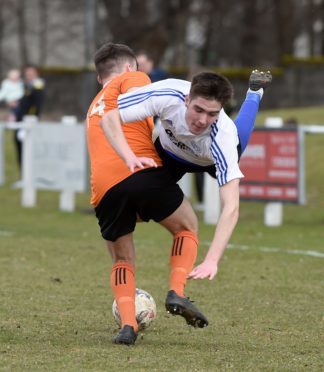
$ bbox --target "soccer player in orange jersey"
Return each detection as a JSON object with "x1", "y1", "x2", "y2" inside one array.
[{"x1": 86, "y1": 43, "x2": 208, "y2": 345}]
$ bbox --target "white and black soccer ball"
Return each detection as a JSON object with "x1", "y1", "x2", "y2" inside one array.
[{"x1": 112, "y1": 288, "x2": 157, "y2": 330}]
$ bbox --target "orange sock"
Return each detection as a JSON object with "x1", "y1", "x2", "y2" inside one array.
[
  {"x1": 169, "y1": 230, "x2": 198, "y2": 297},
  {"x1": 110, "y1": 262, "x2": 138, "y2": 332}
]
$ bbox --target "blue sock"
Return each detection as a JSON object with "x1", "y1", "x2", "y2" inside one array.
[{"x1": 234, "y1": 92, "x2": 261, "y2": 154}]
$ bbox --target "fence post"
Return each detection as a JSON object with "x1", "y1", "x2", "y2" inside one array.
[
  {"x1": 264, "y1": 117, "x2": 284, "y2": 226},
  {"x1": 59, "y1": 116, "x2": 77, "y2": 212},
  {"x1": 203, "y1": 173, "x2": 221, "y2": 224},
  {"x1": 21, "y1": 116, "x2": 38, "y2": 207}
]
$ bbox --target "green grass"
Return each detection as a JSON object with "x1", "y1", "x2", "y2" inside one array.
[
  {"x1": 0, "y1": 108, "x2": 324, "y2": 371},
  {"x1": 255, "y1": 105, "x2": 324, "y2": 126}
]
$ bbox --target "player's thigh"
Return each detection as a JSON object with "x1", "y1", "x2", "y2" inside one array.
[
  {"x1": 95, "y1": 185, "x2": 137, "y2": 242},
  {"x1": 159, "y1": 197, "x2": 198, "y2": 235}
]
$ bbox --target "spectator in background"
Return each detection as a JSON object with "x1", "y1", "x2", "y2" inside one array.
[
  {"x1": 136, "y1": 51, "x2": 168, "y2": 129},
  {"x1": 284, "y1": 117, "x2": 298, "y2": 127},
  {"x1": 14, "y1": 65, "x2": 45, "y2": 168},
  {"x1": 136, "y1": 51, "x2": 168, "y2": 82},
  {"x1": 0, "y1": 69, "x2": 24, "y2": 122}
]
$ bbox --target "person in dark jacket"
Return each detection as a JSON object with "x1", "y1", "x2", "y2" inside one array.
[{"x1": 14, "y1": 65, "x2": 45, "y2": 168}]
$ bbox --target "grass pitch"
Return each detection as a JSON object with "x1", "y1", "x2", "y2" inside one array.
[{"x1": 0, "y1": 108, "x2": 324, "y2": 371}]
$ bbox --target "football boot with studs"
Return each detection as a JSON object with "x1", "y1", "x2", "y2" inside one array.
[{"x1": 165, "y1": 290, "x2": 208, "y2": 328}]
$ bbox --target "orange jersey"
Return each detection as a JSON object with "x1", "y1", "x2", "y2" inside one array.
[{"x1": 86, "y1": 71, "x2": 162, "y2": 207}]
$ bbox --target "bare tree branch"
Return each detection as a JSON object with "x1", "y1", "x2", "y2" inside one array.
[
  {"x1": 39, "y1": 0, "x2": 48, "y2": 65},
  {"x1": 17, "y1": 0, "x2": 28, "y2": 65}
]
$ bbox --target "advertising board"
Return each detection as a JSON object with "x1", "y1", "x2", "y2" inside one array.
[{"x1": 239, "y1": 128, "x2": 300, "y2": 203}]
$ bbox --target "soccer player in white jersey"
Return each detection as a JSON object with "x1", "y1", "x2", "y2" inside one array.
[{"x1": 102, "y1": 70, "x2": 271, "y2": 281}]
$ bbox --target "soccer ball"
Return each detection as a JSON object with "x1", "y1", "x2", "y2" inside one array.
[{"x1": 112, "y1": 288, "x2": 157, "y2": 330}]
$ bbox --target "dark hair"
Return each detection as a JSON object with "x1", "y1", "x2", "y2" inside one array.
[
  {"x1": 189, "y1": 72, "x2": 233, "y2": 106},
  {"x1": 94, "y1": 42, "x2": 137, "y2": 79}
]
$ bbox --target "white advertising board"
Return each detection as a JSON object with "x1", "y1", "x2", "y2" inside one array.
[{"x1": 29, "y1": 123, "x2": 87, "y2": 192}]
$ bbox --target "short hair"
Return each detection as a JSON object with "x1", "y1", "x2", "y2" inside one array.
[
  {"x1": 189, "y1": 72, "x2": 233, "y2": 106},
  {"x1": 94, "y1": 42, "x2": 137, "y2": 79}
]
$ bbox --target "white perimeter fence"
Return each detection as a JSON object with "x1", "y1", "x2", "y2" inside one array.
[
  {"x1": 0, "y1": 116, "x2": 88, "y2": 212},
  {"x1": 0, "y1": 117, "x2": 324, "y2": 223}
]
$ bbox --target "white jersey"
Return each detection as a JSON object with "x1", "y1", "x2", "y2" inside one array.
[
  {"x1": 118, "y1": 78, "x2": 243, "y2": 186},
  {"x1": 0, "y1": 79, "x2": 24, "y2": 103}
]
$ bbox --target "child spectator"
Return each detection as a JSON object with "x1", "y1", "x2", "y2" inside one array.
[{"x1": 0, "y1": 69, "x2": 24, "y2": 121}]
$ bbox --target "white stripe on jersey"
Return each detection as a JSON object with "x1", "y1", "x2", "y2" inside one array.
[{"x1": 118, "y1": 78, "x2": 244, "y2": 186}]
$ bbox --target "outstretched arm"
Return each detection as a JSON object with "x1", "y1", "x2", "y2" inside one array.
[
  {"x1": 101, "y1": 108, "x2": 157, "y2": 173},
  {"x1": 188, "y1": 178, "x2": 240, "y2": 280}
]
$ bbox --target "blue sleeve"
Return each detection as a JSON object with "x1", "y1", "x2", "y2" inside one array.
[{"x1": 234, "y1": 92, "x2": 261, "y2": 154}]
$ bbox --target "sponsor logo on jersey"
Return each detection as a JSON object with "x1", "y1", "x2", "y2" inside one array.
[
  {"x1": 190, "y1": 141, "x2": 201, "y2": 153},
  {"x1": 165, "y1": 129, "x2": 194, "y2": 153}
]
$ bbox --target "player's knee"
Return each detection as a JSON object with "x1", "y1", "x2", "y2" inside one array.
[
  {"x1": 158, "y1": 198, "x2": 198, "y2": 235},
  {"x1": 180, "y1": 200, "x2": 198, "y2": 233},
  {"x1": 106, "y1": 237, "x2": 135, "y2": 265},
  {"x1": 176, "y1": 203, "x2": 198, "y2": 233},
  {"x1": 172, "y1": 213, "x2": 198, "y2": 235},
  {"x1": 181, "y1": 214, "x2": 198, "y2": 234}
]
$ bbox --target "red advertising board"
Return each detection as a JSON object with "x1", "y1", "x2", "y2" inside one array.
[{"x1": 239, "y1": 128, "x2": 300, "y2": 202}]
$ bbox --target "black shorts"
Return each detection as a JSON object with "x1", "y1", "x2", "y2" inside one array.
[
  {"x1": 154, "y1": 137, "x2": 216, "y2": 182},
  {"x1": 95, "y1": 167, "x2": 184, "y2": 242}
]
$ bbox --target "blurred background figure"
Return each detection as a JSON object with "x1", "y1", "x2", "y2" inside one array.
[
  {"x1": 0, "y1": 69, "x2": 24, "y2": 122},
  {"x1": 136, "y1": 51, "x2": 168, "y2": 83},
  {"x1": 284, "y1": 117, "x2": 298, "y2": 127},
  {"x1": 15, "y1": 65, "x2": 45, "y2": 123},
  {"x1": 14, "y1": 65, "x2": 45, "y2": 171},
  {"x1": 136, "y1": 51, "x2": 168, "y2": 132}
]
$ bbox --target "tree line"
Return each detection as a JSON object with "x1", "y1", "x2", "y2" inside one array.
[{"x1": 0, "y1": 0, "x2": 324, "y2": 76}]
